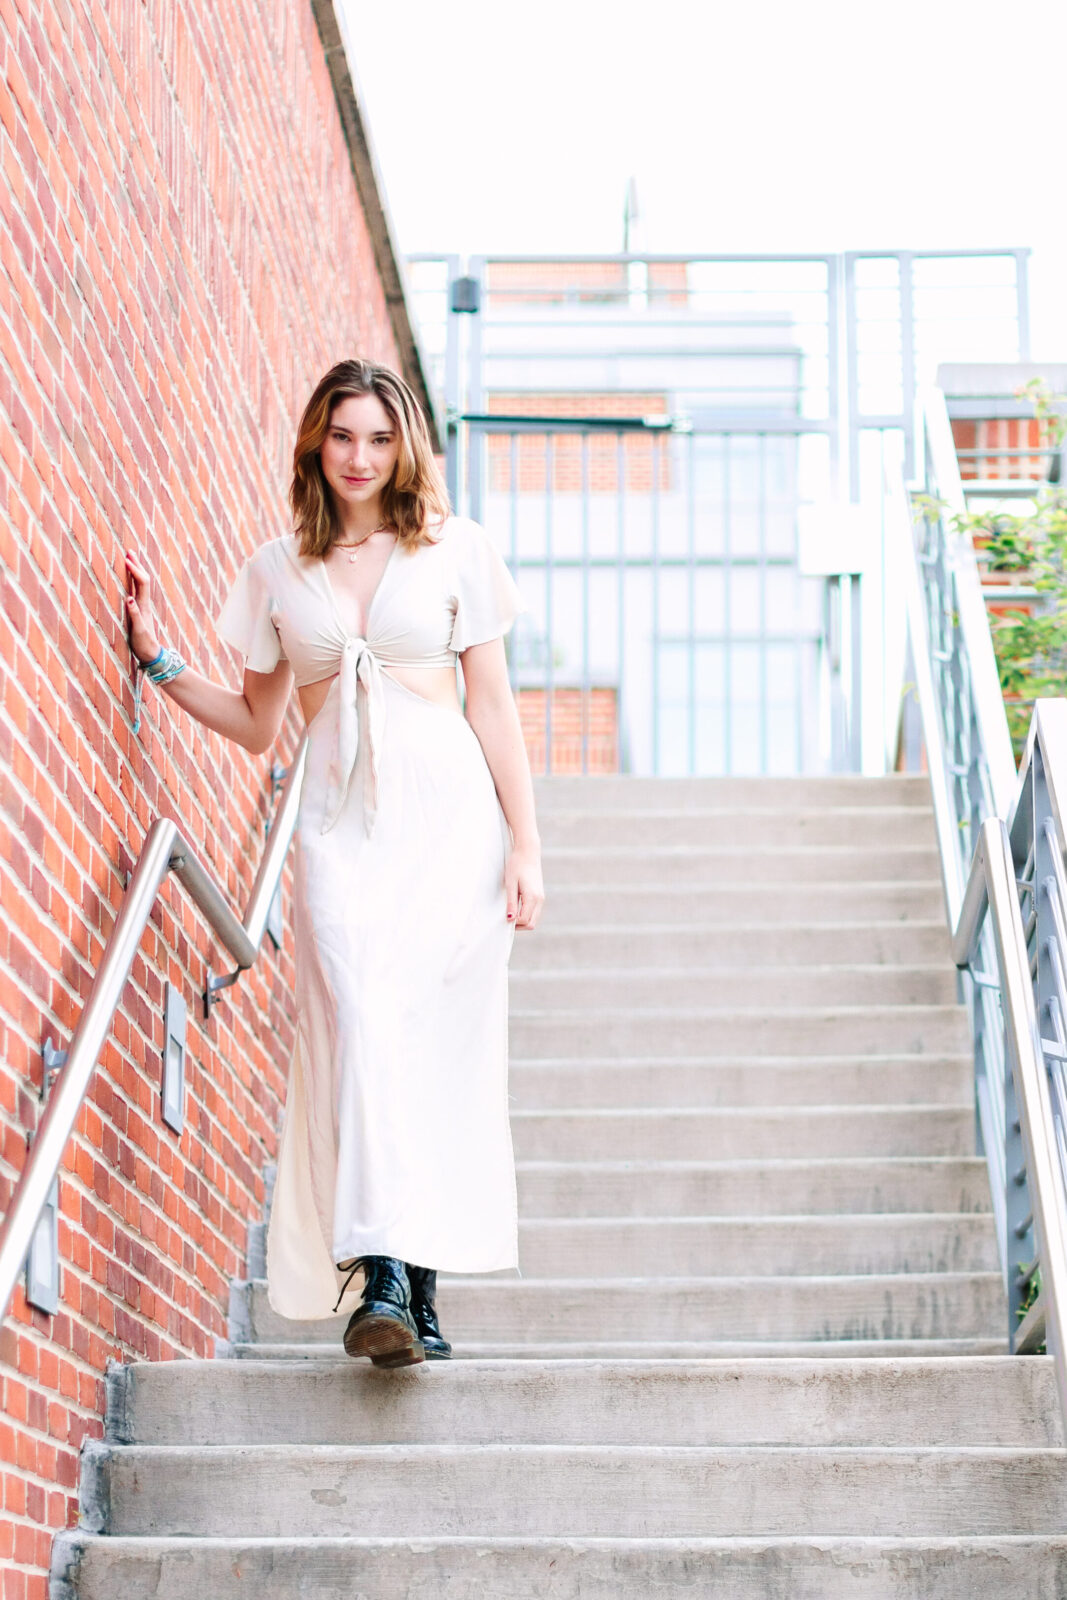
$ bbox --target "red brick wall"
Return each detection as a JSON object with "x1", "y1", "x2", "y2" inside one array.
[
  {"x1": 518, "y1": 688, "x2": 620, "y2": 775},
  {"x1": 487, "y1": 258, "x2": 689, "y2": 308},
  {"x1": 951, "y1": 416, "x2": 1050, "y2": 480},
  {"x1": 0, "y1": 3, "x2": 403, "y2": 1592},
  {"x1": 488, "y1": 393, "x2": 671, "y2": 494},
  {"x1": 488, "y1": 259, "x2": 629, "y2": 305}
]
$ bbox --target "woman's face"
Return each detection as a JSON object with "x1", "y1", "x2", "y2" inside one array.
[{"x1": 319, "y1": 392, "x2": 401, "y2": 514}]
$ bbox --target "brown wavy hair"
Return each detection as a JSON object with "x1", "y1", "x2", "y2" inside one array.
[{"x1": 290, "y1": 359, "x2": 449, "y2": 557}]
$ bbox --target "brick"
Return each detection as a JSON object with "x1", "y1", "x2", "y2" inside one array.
[{"x1": 0, "y1": 0, "x2": 407, "y2": 1586}]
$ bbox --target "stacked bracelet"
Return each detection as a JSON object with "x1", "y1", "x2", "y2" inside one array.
[
  {"x1": 143, "y1": 646, "x2": 187, "y2": 685},
  {"x1": 130, "y1": 645, "x2": 188, "y2": 735}
]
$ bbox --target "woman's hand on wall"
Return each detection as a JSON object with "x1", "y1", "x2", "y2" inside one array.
[
  {"x1": 122, "y1": 548, "x2": 292, "y2": 753},
  {"x1": 124, "y1": 549, "x2": 163, "y2": 663}
]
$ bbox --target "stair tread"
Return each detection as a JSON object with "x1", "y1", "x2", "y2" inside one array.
[
  {"x1": 73, "y1": 779, "x2": 1042, "y2": 1586},
  {"x1": 238, "y1": 1338, "x2": 1013, "y2": 1360}
]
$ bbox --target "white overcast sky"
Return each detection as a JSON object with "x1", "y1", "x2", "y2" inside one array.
[{"x1": 344, "y1": 0, "x2": 1067, "y2": 356}]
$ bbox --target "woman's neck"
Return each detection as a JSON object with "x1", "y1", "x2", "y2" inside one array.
[{"x1": 334, "y1": 498, "x2": 388, "y2": 541}]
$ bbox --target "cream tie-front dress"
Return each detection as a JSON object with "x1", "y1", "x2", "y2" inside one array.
[{"x1": 216, "y1": 516, "x2": 526, "y2": 1320}]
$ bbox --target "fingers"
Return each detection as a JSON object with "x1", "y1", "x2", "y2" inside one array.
[
  {"x1": 514, "y1": 882, "x2": 545, "y2": 931},
  {"x1": 505, "y1": 866, "x2": 519, "y2": 924},
  {"x1": 124, "y1": 549, "x2": 150, "y2": 593}
]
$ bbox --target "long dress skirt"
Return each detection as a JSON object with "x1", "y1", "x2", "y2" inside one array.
[{"x1": 266, "y1": 670, "x2": 518, "y2": 1321}]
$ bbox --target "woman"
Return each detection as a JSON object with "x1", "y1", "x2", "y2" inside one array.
[{"x1": 124, "y1": 357, "x2": 544, "y2": 1369}]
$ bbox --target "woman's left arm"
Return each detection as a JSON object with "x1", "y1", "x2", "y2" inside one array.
[{"x1": 461, "y1": 637, "x2": 544, "y2": 930}]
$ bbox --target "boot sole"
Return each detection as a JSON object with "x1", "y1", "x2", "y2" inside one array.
[{"x1": 344, "y1": 1309, "x2": 424, "y2": 1367}]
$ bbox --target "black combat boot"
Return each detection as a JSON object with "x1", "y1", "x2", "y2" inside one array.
[
  {"x1": 336, "y1": 1256, "x2": 424, "y2": 1367},
  {"x1": 405, "y1": 1263, "x2": 452, "y2": 1359}
]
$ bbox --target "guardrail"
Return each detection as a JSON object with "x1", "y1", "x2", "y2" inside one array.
[
  {"x1": 0, "y1": 738, "x2": 308, "y2": 1324},
  {"x1": 889, "y1": 389, "x2": 1067, "y2": 1423}
]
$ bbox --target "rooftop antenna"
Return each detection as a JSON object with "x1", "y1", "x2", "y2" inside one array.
[{"x1": 623, "y1": 176, "x2": 639, "y2": 254}]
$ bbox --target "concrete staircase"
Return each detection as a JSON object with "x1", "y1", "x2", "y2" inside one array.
[{"x1": 53, "y1": 777, "x2": 1067, "y2": 1596}]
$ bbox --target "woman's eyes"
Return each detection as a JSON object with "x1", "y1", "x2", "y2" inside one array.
[{"x1": 331, "y1": 433, "x2": 393, "y2": 445}]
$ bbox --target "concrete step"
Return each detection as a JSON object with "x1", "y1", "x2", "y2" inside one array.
[
  {"x1": 532, "y1": 774, "x2": 934, "y2": 809},
  {"x1": 516, "y1": 1156, "x2": 993, "y2": 1217},
  {"x1": 511, "y1": 967, "x2": 959, "y2": 1008},
  {"x1": 512, "y1": 921, "x2": 955, "y2": 970},
  {"x1": 56, "y1": 1532, "x2": 1067, "y2": 1600},
  {"x1": 83, "y1": 1440, "x2": 1067, "y2": 1538},
  {"x1": 541, "y1": 883, "x2": 946, "y2": 924},
  {"x1": 510, "y1": 1105, "x2": 974, "y2": 1161},
  {"x1": 112, "y1": 1357, "x2": 1060, "y2": 1448},
  {"x1": 512, "y1": 1214, "x2": 999, "y2": 1277},
  {"x1": 240, "y1": 1337, "x2": 1012, "y2": 1361},
  {"x1": 540, "y1": 846, "x2": 942, "y2": 885},
  {"x1": 508, "y1": 1054, "x2": 973, "y2": 1108},
  {"x1": 242, "y1": 1273, "x2": 1005, "y2": 1346},
  {"x1": 539, "y1": 807, "x2": 937, "y2": 850},
  {"x1": 510, "y1": 1005, "x2": 970, "y2": 1059}
]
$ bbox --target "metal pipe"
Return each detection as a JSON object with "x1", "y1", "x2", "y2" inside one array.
[
  {"x1": 0, "y1": 745, "x2": 305, "y2": 1324},
  {"x1": 0, "y1": 818, "x2": 179, "y2": 1319},
  {"x1": 171, "y1": 850, "x2": 258, "y2": 971},
  {"x1": 979, "y1": 817, "x2": 1067, "y2": 1419},
  {"x1": 921, "y1": 386, "x2": 1017, "y2": 818},
  {"x1": 240, "y1": 740, "x2": 307, "y2": 954},
  {"x1": 887, "y1": 456, "x2": 965, "y2": 925}
]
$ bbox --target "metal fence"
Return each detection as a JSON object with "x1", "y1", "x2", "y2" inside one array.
[
  {"x1": 467, "y1": 414, "x2": 848, "y2": 776},
  {"x1": 406, "y1": 250, "x2": 1030, "y2": 775}
]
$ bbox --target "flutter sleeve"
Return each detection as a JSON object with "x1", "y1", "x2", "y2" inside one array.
[
  {"x1": 216, "y1": 552, "x2": 286, "y2": 673},
  {"x1": 449, "y1": 520, "x2": 526, "y2": 653}
]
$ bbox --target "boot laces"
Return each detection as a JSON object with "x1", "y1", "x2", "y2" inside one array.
[{"x1": 331, "y1": 1259, "x2": 364, "y2": 1314}]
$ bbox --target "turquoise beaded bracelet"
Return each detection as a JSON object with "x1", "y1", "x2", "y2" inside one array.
[{"x1": 131, "y1": 645, "x2": 187, "y2": 735}]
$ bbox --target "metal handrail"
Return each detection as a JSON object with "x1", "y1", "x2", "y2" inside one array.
[
  {"x1": 919, "y1": 385, "x2": 1018, "y2": 820},
  {"x1": 890, "y1": 387, "x2": 1067, "y2": 1426},
  {"x1": 0, "y1": 737, "x2": 308, "y2": 1324},
  {"x1": 952, "y1": 808, "x2": 1067, "y2": 1424}
]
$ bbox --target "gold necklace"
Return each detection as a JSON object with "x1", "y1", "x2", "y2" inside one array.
[{"x1": 333, "y1": 523, "x2": 390, "y2": 564}]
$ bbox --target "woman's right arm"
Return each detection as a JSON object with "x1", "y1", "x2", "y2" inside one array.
[{"x1": 124, "y1": 549, "x2": 292, "y2": 755}]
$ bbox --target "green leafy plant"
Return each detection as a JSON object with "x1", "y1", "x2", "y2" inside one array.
[
  {"x1": 915, "y1": 379, "x2": 1067, "y2": 753},
  {"x1": 1017, "y1": 1265, "x2": 1046, "y2": 1354}
]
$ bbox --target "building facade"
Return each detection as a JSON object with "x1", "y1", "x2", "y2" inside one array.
[{"x1": 0, "y1": 3, "x2": 430, "y2": 1591}]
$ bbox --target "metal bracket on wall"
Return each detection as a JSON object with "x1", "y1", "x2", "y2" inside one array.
[
  {"x1": 203, "y1": 964, "x2": 241, "y2": 1020},
  {"x1": 24, "y1": 1037, "x2": 67, "y2": 1314},
  {"x1": 41, "y1": 1037, "x2": 67, "y2": 1098}
]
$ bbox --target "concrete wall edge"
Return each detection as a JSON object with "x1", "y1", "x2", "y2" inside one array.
[{"x1": 311, "y1": 0, "x2": 443, "y2": 450}]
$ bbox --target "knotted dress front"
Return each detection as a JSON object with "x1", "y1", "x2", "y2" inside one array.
[{"x1": 216, "y1": 516, "x2": 525, "y2": 1320}]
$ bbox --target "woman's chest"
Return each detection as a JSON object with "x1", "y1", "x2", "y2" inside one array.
[
  {"x1": 270, "y1": 542, "x2": 458, "y2": 669},
  {"x1": 321, "y1": 540, "x2": 396, "y2": 637}
]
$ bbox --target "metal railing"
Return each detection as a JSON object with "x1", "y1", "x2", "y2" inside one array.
[
  {"x1": 463, "y1": 412, "x2": 857, "y2": 778},
  {"x1": 889, "y1": 388, "x2": 1067, "y2": 1423},
  {"x1": 0, "y1": 738, "x2": 308, "y2": 1324},
  {"x1": 406, "y1": 248, "x2": 1032, "y2": 510}
]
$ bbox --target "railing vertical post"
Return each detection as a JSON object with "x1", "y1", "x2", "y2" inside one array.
[
  {"x1": 543, "y1": 433, "x2": 554, "y2": 776},
  {"x1": 1028, "y1": 742, "x2": 1058, "y2": 1340},
  {"x1": 1015, "y1": 249, "x2": 1032, "y2": 362},
  {"x1": 1003, "y1": 1010, "x2": 1031, "y2": 1346},
  {"x1": 580, "y1": 432, "x2": 590, "y2": 775},
  {"x1": 466, "y1": 256, "x2": 486, "y2": 526}
]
